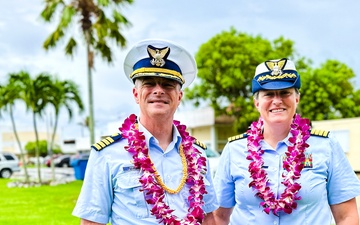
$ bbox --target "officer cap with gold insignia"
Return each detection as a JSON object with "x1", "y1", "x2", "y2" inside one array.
[
  {"x1": 124, "y1": 39, "x2": 197, "y2": 88},
  {"x1": 252, "y1": 58, "x2": 301, "y2": 93}
]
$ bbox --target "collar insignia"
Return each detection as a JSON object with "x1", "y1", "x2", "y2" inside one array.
[
  {"x1": 265, "y1": 58, "x2": 287, "y2": 76},
  {"x1": 147, "y1": 45, "x2": 170, "y2": 67}
]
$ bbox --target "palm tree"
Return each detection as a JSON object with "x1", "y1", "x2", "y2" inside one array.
[
  {"x1": 0, "y1": 81, "x2": 30, "y2": 183},
  {"x1": 48, "y1": 78, "x2": 84, "y2": 180},
  {"x1": 77, "y1": 116, "x2": 91, "y2": 137},
  {"x1": 40, "y1": 0, "x2": 133, "y2": 145},
  {"x1": 10, "y1": 71, "x2": 54, "y2": 184}
]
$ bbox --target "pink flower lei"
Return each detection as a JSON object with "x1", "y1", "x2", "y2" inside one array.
[
  {"x1": 119, "y1": 114, "x2": 208, "y2": 225},
  {"x1": 246, "y1": 114, "x2": 311, "y2": 215}
]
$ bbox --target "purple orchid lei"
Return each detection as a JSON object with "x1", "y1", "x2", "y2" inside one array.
[
  {"x1": 119, "y1": 114, "x2": 208, "y2": 225},
  {"x1": 246, "y1": 114, "x2": 311, "y2": 215}
]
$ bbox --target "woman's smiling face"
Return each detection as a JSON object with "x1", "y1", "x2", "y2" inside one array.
[{"x1": 254, "y1": 88, "x2": 300, "y2": 125}]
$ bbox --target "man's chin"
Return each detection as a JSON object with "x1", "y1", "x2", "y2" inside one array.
[{"x1": 149, "y1": 108, "x2": 168, "y2": 115}]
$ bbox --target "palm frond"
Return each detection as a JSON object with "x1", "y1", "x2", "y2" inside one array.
[
  {"x1": 64, "y1": 37, "x2": 77, "y2": 56},
  {"x1": 60, "y1": 5, "x2": 76, "y2": 28},
  {"x1": 40, "y1": 0, "x2": 63, "y2": 21},
  {"x1": 98, "y1": 0, "x2": 110, "y2": 7},
  {"x1": 95, "y1": 41, "x2": 112, "y2": 63},
  {"x1": 112, "y1": 10, "x2": 131, "y2": 25},
  {"x1": 43, "y1": 28, "x2": 65, "y2": 50},
  {"x1": 112, "y1": 0, "x2": 134, "y2": 5}
]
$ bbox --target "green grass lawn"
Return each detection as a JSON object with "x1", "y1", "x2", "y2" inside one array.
[{"x1": 0, "y1": 179, "x2": 83, "y2": 225}]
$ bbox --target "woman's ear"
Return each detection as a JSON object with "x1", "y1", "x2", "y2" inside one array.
[
  {"x1": 296, "y1": 93, "x2": 300, "y2": 105},
  {"x1": 254, "y1": 98, "x2": 260, "y2": 111}
]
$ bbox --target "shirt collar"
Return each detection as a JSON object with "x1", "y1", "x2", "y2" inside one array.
[
  {"x1": 260, "y1": 132, "x2": 292, "y2": 150},
  {"x1": 138, "y1": 121, "x2": 182, "y2": 152}
]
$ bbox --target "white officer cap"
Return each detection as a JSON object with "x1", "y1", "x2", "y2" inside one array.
[{"x1": 123, "y1": 39, "x2": 197, "y2": 88}]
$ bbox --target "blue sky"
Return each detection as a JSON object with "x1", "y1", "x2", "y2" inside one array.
[{"x1": 0, "y1": 0, "x2": 359, "y2": 141}]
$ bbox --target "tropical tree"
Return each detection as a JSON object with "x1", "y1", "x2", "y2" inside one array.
[
  {"x1": 78, "y1": 116, "x2": 90, "y2": 137},
  {"x1": 299, "y1": 60, "x2": 360, "y2": 119},
  {"x1": 40, "y1": 0, "x2": 133, "y2": 144},
  {"x1": 47, "y1": 78, "x2": 84, "y2": 180},
  {"x1": 10, "y1": 71, "x2": 54, "y2": 184},
  {"x1": 0, "y1": 81, "x2": 30, "y2": 183},
  {"x1": 184, "y1": 28, "x2": 307, "y2": 132},
  {"x1": 184, "y1": 28, "x2": 360, "y2": 132}
]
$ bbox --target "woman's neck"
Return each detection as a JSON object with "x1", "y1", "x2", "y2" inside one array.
[{"x1": 262, "y1": 122, "x2": 291, "y2": 149}]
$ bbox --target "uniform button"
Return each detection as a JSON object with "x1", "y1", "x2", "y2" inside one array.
[{"x1": 274, "y1": 221, "x2": 278, "y2": 225}]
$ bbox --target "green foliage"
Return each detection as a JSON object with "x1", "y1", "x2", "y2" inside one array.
[
  {"x1": 40, "y1": 0, "x2": 134, "y2": 63},
  {"x1": 40, "y1": 0, "x2": 134, "y2": 144},
  {"x1": 9, "y1": 71, "x2": 53, "y2": 115},
  {"x1": 185, "y1": 28, "x2": 302, "y2": 132},
  {"x1": 64, "y1": 37, "x2": 77, "y2": 55},
  {"x1": 2, "y1": 71, "x2": 84, "y2": 182},
  {"x1": 0, "y1": 79, "x2": 21, "y2": 116},
  {"x1": 60, "y1": 5, "x2": 75, "y2": 28},
  {"x1": 25, "y1": 140, "x2": 62, "y2": 157},
  {"x1": 184, "y1": 28, "x2": 360, "y2": 132},
  {"x1": 0, "y1": 76, "x2": 32, "y2": 182},
  {"x1": 50, "y1": 79, "x2": 84, "y2": 119},
  {"x1": 299, "y1": 60, "x2": 360, "y2": 119}
]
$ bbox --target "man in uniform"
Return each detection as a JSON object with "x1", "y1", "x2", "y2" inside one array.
[{"x1": 73, "y1": 39, "x2": 218, "y2": 225}]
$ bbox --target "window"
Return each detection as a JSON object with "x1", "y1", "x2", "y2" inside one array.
[{"x1": 3, "y1": 154, "x2": 15, "y2": 160}]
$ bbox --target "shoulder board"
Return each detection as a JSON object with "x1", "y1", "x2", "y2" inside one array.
[
  {"x1": 194, "y1": 139, "x2": 207, "y2": 150},
  {"x1": 228, "y1": 133, "x2": 248, "y2": 142},
  {"x1": 310, "y1": 129, "x2": 330, "y2": 138},
  {"x1": 92, "y1": 133, "x2": 123, "y2": 151}
]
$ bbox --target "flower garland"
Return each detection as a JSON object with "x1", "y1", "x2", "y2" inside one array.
[
  {"x1": 246, "y1": 114, "x2": 311, "y2": 215},
  {"x1": 119, "y1": 114, "x2": 208, "y2": 225}
]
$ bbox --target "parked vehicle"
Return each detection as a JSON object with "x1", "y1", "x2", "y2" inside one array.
[
  {"x1": 53, "y1": 155, "x2": 72, "y2": 168},
  {"x1": 70, "y1": 151, "x2": 90, "y2": 166},
  {"x1": 205, "y1": 148, "x2": 221, "y2": 177},
  {"x1": 71, "y1": 151, "x2": 90, "y2": 161},
  {"x1": 45, "y1": 154, "x2": 61, "y2": 167},
  {"x1": 0, "y1": 152, "x2": 21, "y2": 178}
]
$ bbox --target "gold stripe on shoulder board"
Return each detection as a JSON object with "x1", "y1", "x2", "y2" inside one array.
[
  {"x1": 194, "y1": 139, "x2": 207, "y2": 150},
  {"x1": 228, "y1": 133, "x2": 248, "y2": 142},
  {"x1": 310, "y1": 129, "x2": 330, "y2": 138},
  {"x1": 92, "y1": 133, "x2": 123, "y2": 151}
]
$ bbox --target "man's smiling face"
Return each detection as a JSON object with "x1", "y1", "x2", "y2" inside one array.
[{"x1": 133, "y1": 77, "x2": 183, "y2": 120}]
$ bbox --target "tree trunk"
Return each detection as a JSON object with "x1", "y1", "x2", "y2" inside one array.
[
  {"x1": 85, "y1": 30, "x2": 95, "y2": 145},
  {"x1": 10, "y1": 106, "x2": 30, "y2": 183},
  {"x1": 33, "y1": 113, "x2": 42, "y2": 184},
  {"x1": 49, "y1": 112, "x2": 57, "y2": 181}
]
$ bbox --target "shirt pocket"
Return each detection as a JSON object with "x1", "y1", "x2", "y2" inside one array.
[
  {"x1": 298, "y1": 167, "x2": 327, "y2": 204},
  {"x1": 114, "y1": 170, "x2": 149, "y2": 218}
]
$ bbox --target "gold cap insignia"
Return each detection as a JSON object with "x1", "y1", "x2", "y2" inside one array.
[
  {"x1": 147, "y1": 45, "x2": 170, "y2": 67},
  {"x1": 265, "y1": 58, "x2": 287, "y2": 76}
]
